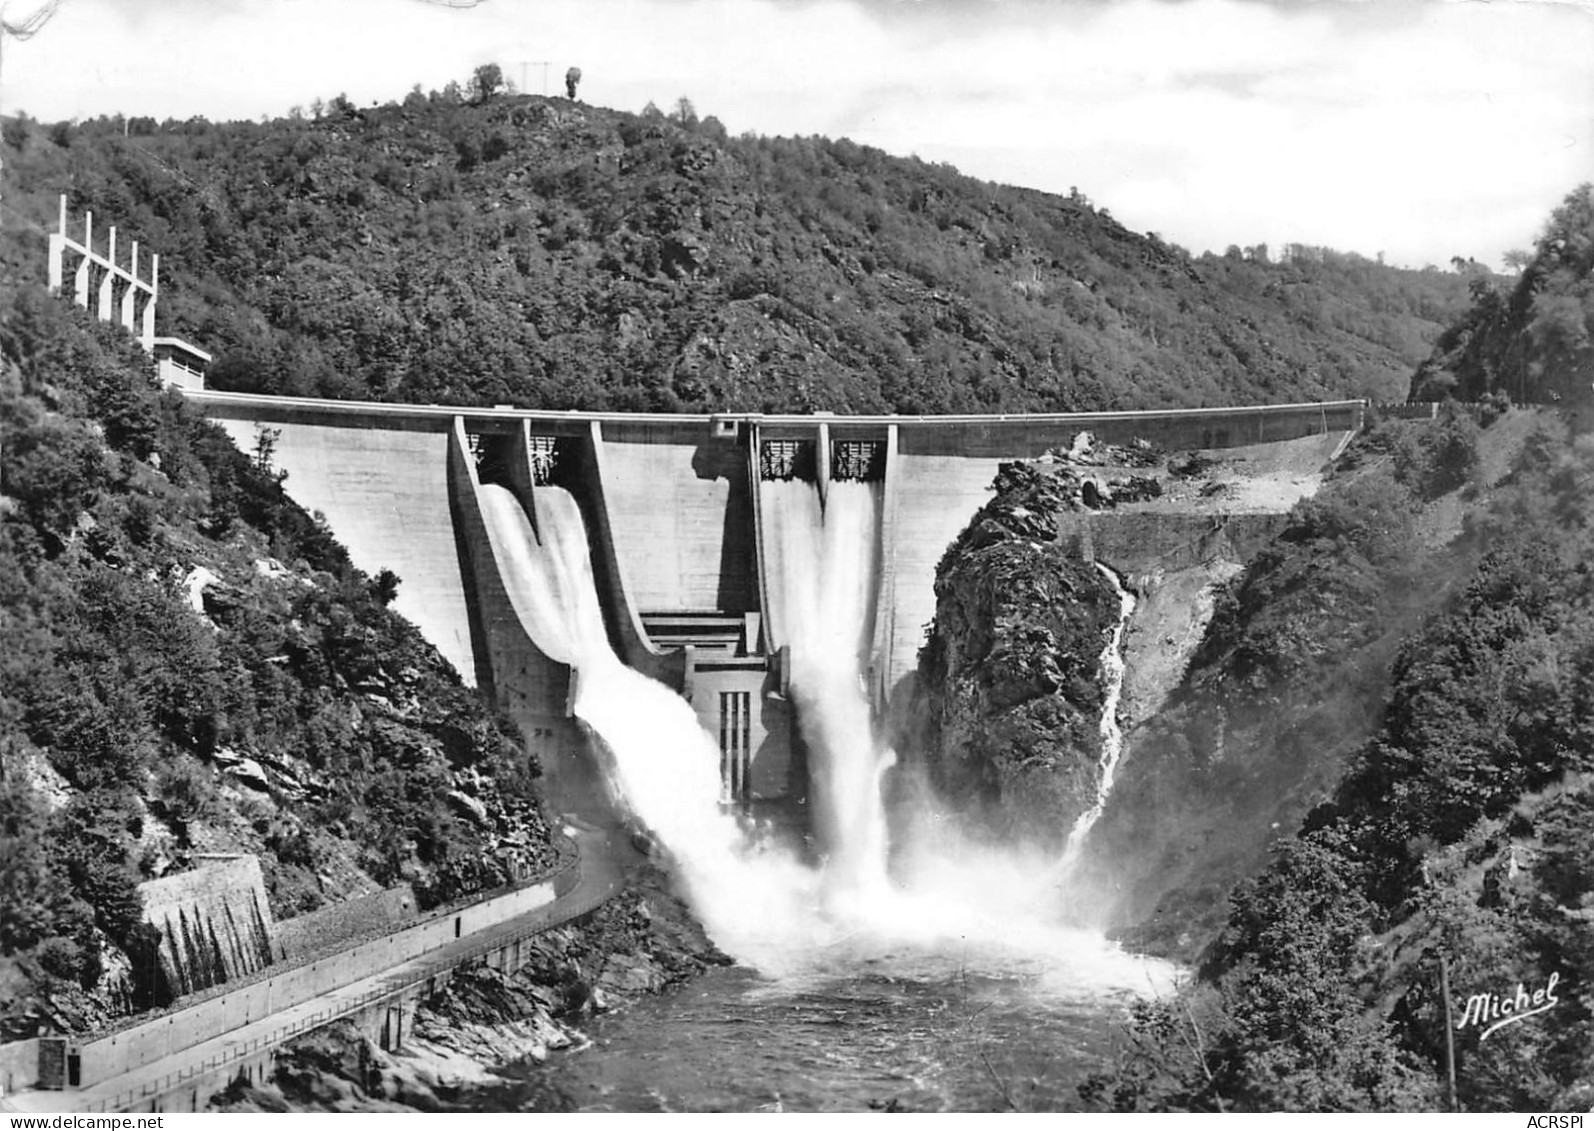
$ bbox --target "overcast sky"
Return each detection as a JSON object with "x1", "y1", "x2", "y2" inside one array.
[{"x1": 4, "y1": 0, "x2": 1592, "y2": 269}]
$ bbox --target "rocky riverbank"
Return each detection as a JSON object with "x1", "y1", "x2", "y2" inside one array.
[{"x1": 210, "y1": 864, "x2": 729, "y2": 1112}]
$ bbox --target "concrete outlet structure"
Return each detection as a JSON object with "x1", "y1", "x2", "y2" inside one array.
[{"x1": 190, "y1": 391, "x2": 1363, "y2": 820}]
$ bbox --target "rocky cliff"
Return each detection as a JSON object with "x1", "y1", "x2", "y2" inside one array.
[
  {"x1": 920, "y1": 410, "x2": 1551, "y2": 964},
  {"x1": 915, "y1": 460, "x2": 1121, "y2": 848},
  {"x1": 913, "y1": 436, "x2": 1304, "y2": 855}
]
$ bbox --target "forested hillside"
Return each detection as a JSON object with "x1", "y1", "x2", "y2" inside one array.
[
  {"x1": 0, "y1": 290, "x2": 559, "y2": 1038},
  {"x1": 2, "y1": 86, "x2": 1471, "y2": 414},
  {"x1": 1079, "y1": 416, "x2": 1593, "y2": 1111},
  {"x1": 1066, "y1": 190, "x2": 1594, "y2": 1111},
  {"x1": 1413, "y1": 184, "x2": 1594, "y2": 409}
]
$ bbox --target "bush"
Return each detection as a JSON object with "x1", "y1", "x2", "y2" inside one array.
[
  {"x1": 33, "y1": 936, "x2": 86, "y2": 982},
  {"x1": 1415, "y1": 406, "x2": 1480, "y2": 498},
  {"x1": 154, "y1": 757, "x2": 220, "y2": 830}
]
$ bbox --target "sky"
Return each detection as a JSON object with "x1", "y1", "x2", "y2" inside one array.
[{"x1": 3, "y1": 0, "x2": 1592, "y2": 269}]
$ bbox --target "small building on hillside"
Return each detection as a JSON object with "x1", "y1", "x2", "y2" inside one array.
[{"x1": 152, "y1": 337, "x2": 212, "y2": 391}]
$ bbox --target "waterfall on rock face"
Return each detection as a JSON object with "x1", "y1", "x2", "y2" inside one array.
[
  {"x1": 760, "y1": 479, "x2": 895, "y2": 914},
  {"x1": 1061, "y1": 562, "x2": 1137, "y2": 864}
]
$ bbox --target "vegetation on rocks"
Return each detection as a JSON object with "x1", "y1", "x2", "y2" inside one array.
[
  {"x1": 921, "y1": 410, "x2": 1592, "y2": 1112},
  {"x1": 1080, "y1": 426, "x2": 1594, "y2": 1110},
  {"x1": 1411, "y1": 183, "x2": 1594, "y2": 410},
  {"x1": 1064, "y1": 188, "x2": 1594, "y2": 1109},
  {"x1": 0, "y1": 291, "x2": 557, "y2": 1036}
]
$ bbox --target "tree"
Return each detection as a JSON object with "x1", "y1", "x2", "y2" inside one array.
[
  {"x1": 372, "y1": 568, "x2": 402, "y2": 606},
  {"x1": 1, "y1": 110, "x2": 29, "y2": 150},
  {"x1": 0, "y1": 0, "x2": 63, "y2": 230},
  {"x1": 469, "y1": 63, "x2": 504, "y2": 104},
  {"x1": 251, "y1": 425, "x2": 285, "y2": 481}
]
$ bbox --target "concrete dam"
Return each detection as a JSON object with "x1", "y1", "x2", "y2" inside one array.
[{"x1": 191, "y1": 391, "x2": 1363, "y2": 818}]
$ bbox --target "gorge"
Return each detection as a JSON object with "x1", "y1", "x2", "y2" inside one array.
[{"x1": 4, "y1": 82, "x2": 1589, "y2": 1111}]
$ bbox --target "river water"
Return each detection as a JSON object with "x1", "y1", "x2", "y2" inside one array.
[{"x1": 485, "y1": 941, "x2": 1159, "y2": 1113}]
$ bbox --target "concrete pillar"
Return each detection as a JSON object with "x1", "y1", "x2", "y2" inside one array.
[
  {"x1": 574, "y1": 420, "x2": 674, "y2": 680},
  {"x1": 745, "y1": 421, "x2": 779, "y2": 651},
  {"x1": 870, "y1": 424, "x2": 899, "y2": 705},
  {"x1": 74, "y1": 212, "x2": 93, "y2": 308},
  {"x1": 815, "y1": 422, "x2": 831, "y2": 509},
  {"x1": 48, "y1": 197, "x2": 66, "y2": 293},
  {"x1": 97, "y1": 227, "x2": 117, "y2": 322},
  {"x1": 48, "y1": 233, "x2": 65, "y2": 293},
  {"x1": 142, "y1": 254, "x2": 160, "y2": 350},
  {"x1": 120, "y1": 243, "x2": 140, "y2": 332}
]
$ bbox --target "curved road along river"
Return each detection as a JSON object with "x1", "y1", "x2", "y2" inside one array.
[{"x1": 9, "y1": 828, "x2": 624, "y2": 1114}]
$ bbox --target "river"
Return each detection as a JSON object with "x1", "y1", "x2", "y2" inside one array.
[{"x1": 476, "y1": 914, "x2": 1170, "y2": 1114}]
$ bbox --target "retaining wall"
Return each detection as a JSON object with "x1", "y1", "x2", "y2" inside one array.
[
  {"x1": 0, "y1": 1039, "x2": 40, "y2": 1096},
  {"x1": 71, "y1": 879, "x2": 555, "y2": 1086},
  {"x1": 137, "y1": 856, "x2": 276, "y2": 998},
  {"x1": 1081, "y1": 511, "x2": 1291, "y2": 580},
  {"x1": 273, "y1": 886, "x2": 417, "y2": 963}
]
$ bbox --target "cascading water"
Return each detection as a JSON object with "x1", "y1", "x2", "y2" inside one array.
[
  {"x1": 759, "y1": 479, "x2": 895, "y2": 913},
  {"x1": 475, "y1": 484, "x2": 811, "y2": 949},
  {"x1": 477, "y1": 475, "x2": 1172, "y2": 993},
  {"x1": 1060, "y1": 563, "x2": 1137, "y2": 864},
  {"x1": 473, "y1": 474, "x2": 1180, "y2": 1112}
]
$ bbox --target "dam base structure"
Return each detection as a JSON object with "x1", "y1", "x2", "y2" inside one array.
[{"x1": 193, "y1": 392, "x2": 1362, "y2": 826}]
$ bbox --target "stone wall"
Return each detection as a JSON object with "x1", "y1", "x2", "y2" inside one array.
[
  {"x1": 1078, "y1": 511, "x2": 1289, "y2": 580},
  {"x1": 273, "y1": 887, "x2": 417, "y2": 963},
  {"x1": 137, "y1": 856, "x2": 277, "y2": 1000}
]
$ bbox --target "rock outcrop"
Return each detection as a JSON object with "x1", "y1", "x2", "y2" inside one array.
[{"x1": 915, "y1": 462, "x2": 1119, "y2": 848}]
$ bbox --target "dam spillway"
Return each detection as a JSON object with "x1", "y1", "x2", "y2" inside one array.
[{"x1": 191, "y1": 390, "x2": 1362, "y2": 816}]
